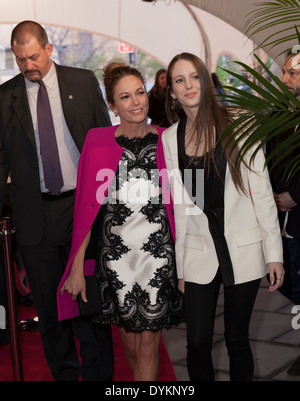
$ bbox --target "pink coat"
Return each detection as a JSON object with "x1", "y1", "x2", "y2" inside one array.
[{"x1": 57, "y1": 125, "x2": 174, "y2": 321}]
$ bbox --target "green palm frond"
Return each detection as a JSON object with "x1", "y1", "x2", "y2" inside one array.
[
  {"x1": 245, "y1": 0, "x2": 300, "y2": 53},
  {"x1": 216, "y1": 0, "x2": 300, "y2": 181},
  {"x1": 218, "y1": 54, "x2": 300, "y2": 179}
]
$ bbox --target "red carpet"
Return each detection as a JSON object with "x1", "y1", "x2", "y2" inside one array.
[{"x1": 0, "y1": 305, "x2": 177, "y2": 381}]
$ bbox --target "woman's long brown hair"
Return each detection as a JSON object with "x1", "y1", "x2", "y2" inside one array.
[{"x1": 166, "y1": 52, "x2": 246, "y2": 193}]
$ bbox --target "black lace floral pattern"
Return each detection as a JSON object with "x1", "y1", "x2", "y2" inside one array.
[{"x1": 93, "y1": 133, "x2": 184, "y2": 331}]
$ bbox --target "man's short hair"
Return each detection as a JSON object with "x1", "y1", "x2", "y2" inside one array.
[
  {"x1": 287, "y1": 45, "x2": 300, "y2": 58},
  {"x1": 11, "y1": 20, "x2": 49, "y2": 49}
]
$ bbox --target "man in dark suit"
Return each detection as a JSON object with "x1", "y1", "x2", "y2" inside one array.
[
  {"x1": 266, "y1": 50, "x2": 300, "y2": 375},
  {"x1": 0, "y1": 20, "x2": 113, "y2": 381}
]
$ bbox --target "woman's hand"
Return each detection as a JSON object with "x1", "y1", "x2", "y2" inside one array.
[
  {"x1": 60, "y1": 263, "x2": 87, "y2": 302},
  {"x1": 274, "y1": 192, "x2": 296, "y2": 212},
  {"x1": 178, "y1": 278, "x2": 185, "y2": 294},
  {"x1": 268, "y1": 262, "x2": 285, "y2": 293},
  {"x1": 60, "y1": 229, "x2": 92, "y2": 302}
]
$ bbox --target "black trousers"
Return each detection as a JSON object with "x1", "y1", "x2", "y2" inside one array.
[
  {"x1": 19, "y1": 196, "x2": 113, "y2": 381},
  {"x1": 185, "y1": 270, "x2": 260, "y2": 381},
  {"x1": 279, "y1": 236, "x2": 300, "y2": 305}
]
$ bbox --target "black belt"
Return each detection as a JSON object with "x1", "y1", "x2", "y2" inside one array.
[{"x1": 41, "y1": 189, "x2": 76, "y2": 201}]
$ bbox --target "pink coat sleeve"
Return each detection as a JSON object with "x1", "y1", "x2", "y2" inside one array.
[{"x1": 57, "y1": 126, "x2": 121, "y2": 321}]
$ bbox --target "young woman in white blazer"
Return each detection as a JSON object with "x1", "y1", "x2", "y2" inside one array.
[{"x1": 162, "y1": 53, "x2": 285, "y2": 381}]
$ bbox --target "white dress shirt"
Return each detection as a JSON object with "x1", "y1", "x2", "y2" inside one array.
[{"x1": 25, "y1": 61, "x2": 80, "y2": 193}]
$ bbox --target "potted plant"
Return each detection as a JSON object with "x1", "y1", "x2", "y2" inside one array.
[{"x1": 219, "y1": 0, "x2": 300, "y2": 180}]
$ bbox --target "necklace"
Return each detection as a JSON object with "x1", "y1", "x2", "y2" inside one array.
[{"x1": 185, "y1": 131, "x2": 202, "y2": 168}]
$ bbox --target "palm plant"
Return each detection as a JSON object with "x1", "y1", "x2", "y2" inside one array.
[
  {"x1": 245, "y1": 0, "x2": 300, "y2": 56},
  {"x1": 219, "y1": 0, "x2": 300, "y2": 180}
]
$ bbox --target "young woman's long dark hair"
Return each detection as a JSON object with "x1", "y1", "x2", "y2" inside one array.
[{"x1": 166, "y1": 52, "x2": 246, "y2": 193}]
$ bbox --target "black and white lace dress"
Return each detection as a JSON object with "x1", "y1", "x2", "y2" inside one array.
[{"x1": 93, "y1": 133, "x2": 184, "y2": 332}]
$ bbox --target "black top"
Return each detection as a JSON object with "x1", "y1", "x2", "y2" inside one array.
[
  {"x1": 148, "y1": 88, "x2": 170, "y2": 128},
  {"x1": 177, "y1": 117, "x2": 235, "y2": 287}
]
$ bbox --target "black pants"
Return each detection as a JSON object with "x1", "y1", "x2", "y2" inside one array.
[
  {"x1": 185, "y1": 271, "x2": 260, "y2": 381},
  {"x1": 279, "y1": 237, "x2": 300, "y2": 305},
  {"x1": 19, "y1": 196, "x2": 113, "y2": 381}
]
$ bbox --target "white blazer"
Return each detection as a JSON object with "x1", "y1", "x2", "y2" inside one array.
[{"x1": 162, "y1": 122, "x2": 283, "y2": 285}]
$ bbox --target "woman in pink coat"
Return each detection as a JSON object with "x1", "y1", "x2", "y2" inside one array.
[{"x1": 57, "y1": 62, "x2": 184, "y2": 381}]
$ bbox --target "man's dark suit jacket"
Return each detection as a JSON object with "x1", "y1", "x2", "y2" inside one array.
[
  {"x1": 0, "y1": 62, "x2": 111, "y2": 246},
  {"x1": 266, "y1": 126, "x2": 300, "y2": 243}
]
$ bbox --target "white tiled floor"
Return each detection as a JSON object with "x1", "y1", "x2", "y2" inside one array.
[{"x1": 163, "y1": 277, "x2": 300, "y2": 381}]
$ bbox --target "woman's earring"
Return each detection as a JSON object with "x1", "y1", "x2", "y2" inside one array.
[
  {"x1": 114, "y1": 112, "x2": 119, "y2": 117},
  {"x1": 171, "y1": 99, "x2": 176, "y2": 110}
]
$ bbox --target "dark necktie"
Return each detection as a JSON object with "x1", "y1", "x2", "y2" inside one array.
[{"x1": 37, "y1": 80, "x2": 64, "y2": 194}]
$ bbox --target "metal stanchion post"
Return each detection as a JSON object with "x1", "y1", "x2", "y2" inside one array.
[{"x1": 0, "y1": 217, "x2": 23, "y2": 381}]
